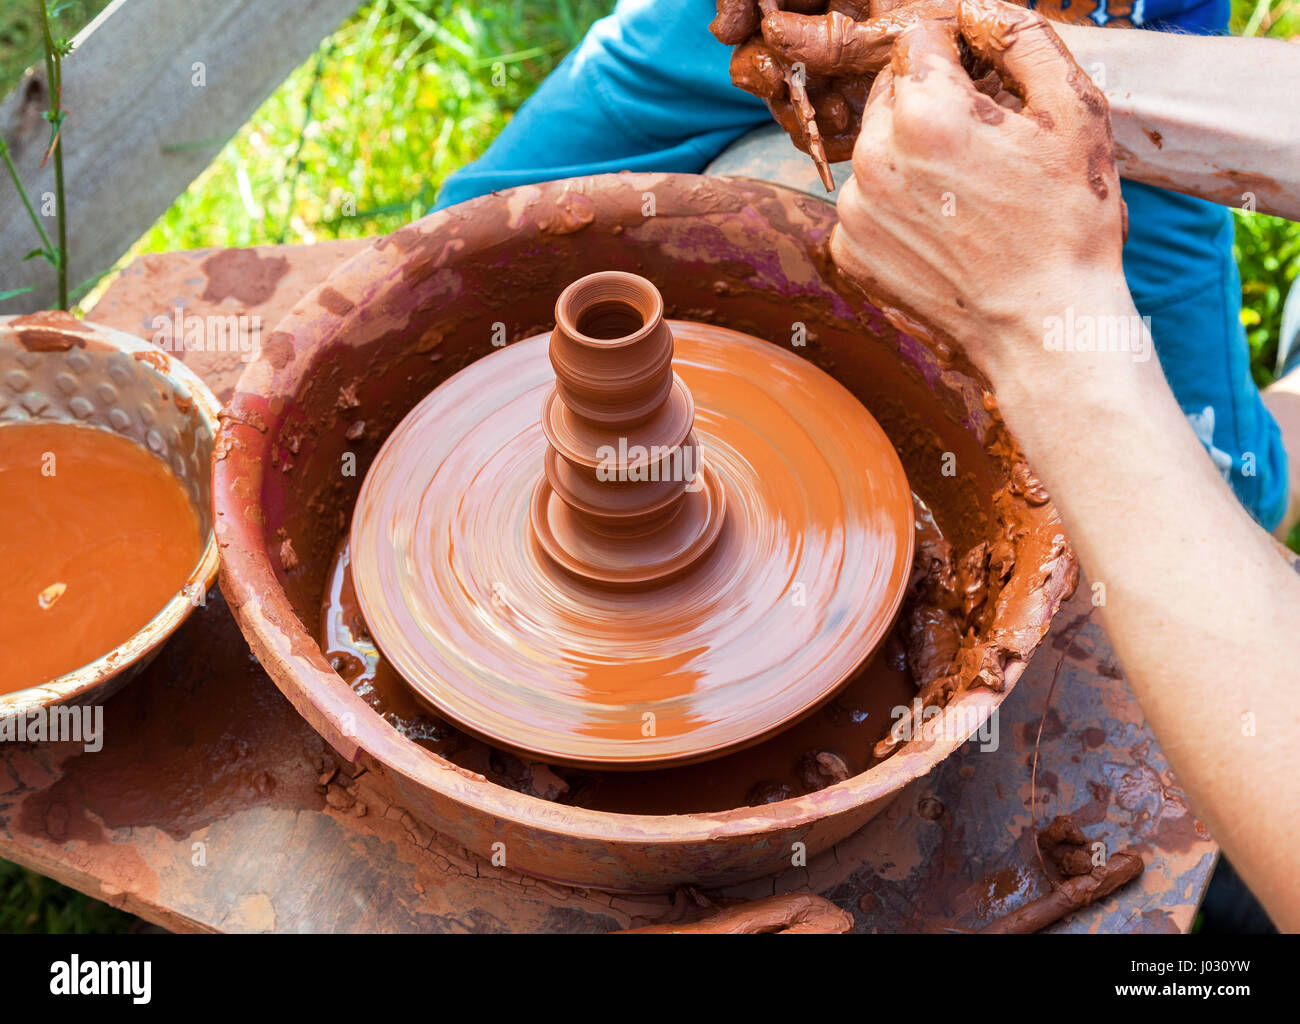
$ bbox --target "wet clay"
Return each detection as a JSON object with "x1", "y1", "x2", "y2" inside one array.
[
  {"x1": 722, "y1": 3, "x2": 1105, "y2": 169},
  {"x1": 760, "y1": 0, "x2": 836, "y2": 189},
  {"x1": 324, "y1": 495, "x2": 949, "y2": 814},
  {"x1": 618, "y1": 892, "x2": 853, "y2": 933},
  {"x1": 16, "y1": 589, "x2": 327, "y2": 845},
  {"x1": 8, "y1": 310, "x2": 92, "y2": 352},
  {"x1": 719, "y1": 3, "x2": 877, "y2": 166},
  {"x1": 980, "y1": 850, "x2": 1145, "y2": 933},
  {"x1": 0, "y1": 423, "x2": 202, "y2": 691},
  {"x1": 348, "y1": 313, "x2": 914, "y2": 768},
  {"x1": 715, "y1": 3, "x2": 839, "y2": 186},
  {"x1": 531, "y1": 272, "x2": 725, "y2": 585}
]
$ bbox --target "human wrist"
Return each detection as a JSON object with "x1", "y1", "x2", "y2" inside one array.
[
  {"x1": 973, "y1": 276, "x2": 1163, "y2": 448},
  {"x1": 1051, "y1": 22, "x2": 1130, "y2": 104},
  {"x1": 974, "y1": 271, "x2": 1135, "y2": 382},
  {"x1": 1049, "y1": 23, "x2": 1146, "y2": 164}
]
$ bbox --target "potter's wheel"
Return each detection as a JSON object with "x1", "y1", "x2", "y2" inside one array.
[{"x1": 349, "y1": 272, "x2": 914, "y2": 768}]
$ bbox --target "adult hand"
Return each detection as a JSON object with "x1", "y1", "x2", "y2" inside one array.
[
  {"x1": 829, "y1": 0, "x2": 1127, "y2": 386},
  {"x1": 825, "y1": 4, "x2": 1300, "y2": 940}
]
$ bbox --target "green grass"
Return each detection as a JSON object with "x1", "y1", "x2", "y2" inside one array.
[
  {"x1": 1236, "y1": 208, "x2": 1300, "y2": 387},
  {"x1": 1230, "y1": 0, "x2": 1300, "y2": 386},
  {"x1": 1, "y1": 0, "x2": 1298, "y2": 931},
  {"x1": 136, "y1": 0, "x2": 615, "y2": 252},
  {"x1": 0, "y1": 0, "x2": 108, "y2": 87}
]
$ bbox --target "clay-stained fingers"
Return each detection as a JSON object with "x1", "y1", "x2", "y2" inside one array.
[
  {"x1": 710, "y1": 0, "x2": 763, "y2": 45},
  {"x1": 829, "y1": 189, "x2": 872, "y2": 285},
  {"x1": 762, "y1": 10, "x2": 896, "y2": 76},
  {"x1": 830, "y1": 173, "x2": 903, "y2": 306},
  {"x1": 865, "y1": 64, "x2": 894, "y2": 110},
  {"x1": 957, "y1": 0, "x2": 1106, "y2": 119},
  {"x1": 888, "y1": 19, "x2": 981, "y2": 139},
  {"x1": 827, "y1": 0, "x2": 875, "y2": 15},
  {"x1": 850, "y1": 34, "x2": 896, "y2": 163},
  {"x1": 712, "y1": 0, "x2": 840, "y2": 46},
  {"x1": 846, "y1": 71, "x2": 900, "y2": 199},
  {"x1": 889, "y1": 14, "x2": 965, "y2": 82},
  {"x1": 729, "y1": 38, "x2": 789, "y2": 101}
]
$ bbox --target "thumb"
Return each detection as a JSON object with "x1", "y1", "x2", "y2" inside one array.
[{"x1": 888, "y1": 19, "x2": 980, "y2": 131}]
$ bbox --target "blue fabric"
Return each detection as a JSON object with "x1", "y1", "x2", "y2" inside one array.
[
  {"x1": 1062, "y1": 0, "x2": 1228, "y2": 32},
  {"x1": 435, "y1": 3, "x2": 764, "y2": 203},
  {"x1": 435, "y1": 0, "x2": 1287, "y2": 529},
  {"x1": 1122, "y1": 181, "x2": 1287, "y2": 527}
]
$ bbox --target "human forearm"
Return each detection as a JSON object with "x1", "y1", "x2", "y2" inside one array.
[
  {"x1": 990, "y1": 290, "x2": 1300, "y2": 931},
  {"x1": 820, "y1": 0, "x2": 1300, "y2": 926},
  {"x1": 1054, "y1": 24, "x2": 1300, "y2": 220}
]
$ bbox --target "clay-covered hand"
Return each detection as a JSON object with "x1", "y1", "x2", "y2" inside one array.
[
  {"x1": 715, "y1": 1, "x2": 988, "y2": 163},
  {"x1": 713, "y1": 1, "x2": 877, "y2": 163},
  {"x1": 830, "y1": 0, "x2": 1127, "y2": 381}
]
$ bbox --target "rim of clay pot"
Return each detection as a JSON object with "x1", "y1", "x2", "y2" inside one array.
[
  {"x1": 214, "y1": 173, "x2": 1076, "y2": 845},
  {"x1": 0, "y1": 314, "x2": 222, "y2": 720},
  {"x1": 555, "y1": 270, "x2": 662, "y2": 351}
]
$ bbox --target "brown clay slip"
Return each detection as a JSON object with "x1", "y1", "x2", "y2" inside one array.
[
  {"x1": 617, "y1": 892, "x2": 853, "y2": 933},
  {"x1": 1, "y1": 423, "x2": 201, "y2": 691},
  {"x1": 531, "y1": 272, "x2": 725, "y2": 586}
]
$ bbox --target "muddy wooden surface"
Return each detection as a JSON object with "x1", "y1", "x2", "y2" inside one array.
[{"x1": 0, "y1": 243, "x2": 1218, "y2": 932}]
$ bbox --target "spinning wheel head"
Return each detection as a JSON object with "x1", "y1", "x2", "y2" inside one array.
[{"x1": 349, "y1": 272, "x2": 915, "y2": 768}]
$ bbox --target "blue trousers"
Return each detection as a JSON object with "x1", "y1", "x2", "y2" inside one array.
[{"x1": 436, "y1": 0, "x2": 1288, "y2": 529}]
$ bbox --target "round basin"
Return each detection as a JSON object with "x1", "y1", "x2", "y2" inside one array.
[{"x1": 212, "y1": 174, "x2": 1077, "y2": 892}]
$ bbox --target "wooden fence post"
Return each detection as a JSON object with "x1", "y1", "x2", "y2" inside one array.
[{"x1": 0, "y1": 0, "x2": 361, "y2": 313}]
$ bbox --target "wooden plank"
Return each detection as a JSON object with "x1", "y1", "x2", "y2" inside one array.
[
  {"x1": 86, "y1": 238, "x2": 371, "y2": 395},
  {"x1": 0, "y1": 0, "x2": 360, "y2": 313}
]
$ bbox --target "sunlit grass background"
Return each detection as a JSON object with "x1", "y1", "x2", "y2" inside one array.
[
  {"x1": 136, "y1": 0, "x2": 616, "y2": 250},
  {"x1": 1233, "y1": 0, "x2": 1300, "y2": 387},
  {"x1": 0, "y1": 0, "x2": 1297, "y2": 932}
]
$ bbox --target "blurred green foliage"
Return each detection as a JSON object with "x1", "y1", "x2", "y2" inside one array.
[
  {"x1": 0, "y1": 0, "x2": 108, "y2": 87},
  {"x1": 1236, "y1": 208, "x2": 1300, "y2": 387},
  {"x1": 0, "y1": 858, "x2": 139, "y2": 933},
  {"x1": 1230, "y1": 0, "x2": 1300, "y2": 386},
  {"x1": 137, "y1": 0, "x2": 616, "y2": 251}
]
